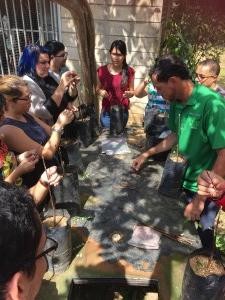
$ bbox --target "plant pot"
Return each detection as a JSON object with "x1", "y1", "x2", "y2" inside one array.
[
  {"x1": 43, "y1": 215, "x2": 72, "y2": 273},
  {"x1": 110, "y1": 105, "x2": 126, "y2": 135},
  {"x1": 145, "y1": 135, "x2": 170, "y2": 162},
  {"x1": 182, "y1": 248, "x2": 225, "y2": 300},
  {"x1": 158, "y1": 152, "x2": 187, "y2": 198},
  {"x1": 144, "y1": 108, "x2": 168, "y2": 134},
  {"x1": 60, "y1": 139, "x2": 85, "y2": 172},
  {"x1": 53, "y1": 170, "x2": 80, "y2": 213},
  {"x1": 73, "y1": 118, "x2": 93, "y2": 148}
]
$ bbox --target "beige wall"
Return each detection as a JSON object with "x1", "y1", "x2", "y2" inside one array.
[{"x1": 60, "y1": 0, "x2": 164, "y2": 125}]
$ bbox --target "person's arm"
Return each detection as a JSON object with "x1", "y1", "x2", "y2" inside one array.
[
  {"x1": 132, "y1": 132, "x2": 177, "y2": 171},
  {"x1": 0, "y1": 110, "x2": 74, "y2": 160},
  {"x1": 51, "y1": 71, "x2": 77, "y2": 107},
  {"x1": 123, "y1": 67, "x2": 135, "y2": 98},
  {"x1": 134, "y1": 77, "x2": 149, "y2": 98},
  {"x1": 29, "y1": 166, "x2": 62, "y2": 205}
]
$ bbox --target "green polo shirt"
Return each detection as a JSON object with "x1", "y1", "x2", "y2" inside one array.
[{"x1": 168, "y1": 84, "x2": 225, "y2": 192}]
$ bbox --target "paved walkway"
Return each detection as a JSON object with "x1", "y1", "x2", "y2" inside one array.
[{"x1": 38, "y1": 128, "x2": 200, "y2": 300}]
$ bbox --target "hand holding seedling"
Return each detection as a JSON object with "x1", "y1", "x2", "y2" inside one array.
[{"x1": 198, "y1": 170, "x2": 225, "y2": 198}]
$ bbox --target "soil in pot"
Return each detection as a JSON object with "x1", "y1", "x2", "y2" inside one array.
[
  {"x1": 43, "y1": 216, "x2": 72, "y2": 273},
  {"x1": 158, "y1": 152, "x2": 187, "y2": 198},
  {"x1": 182, "y1": 249, "x2": 225, "y2": 300}
]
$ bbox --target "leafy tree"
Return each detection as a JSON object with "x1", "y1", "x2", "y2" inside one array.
[{"x1": 160, "y1": 0, "x2": 225, "y2": 76}]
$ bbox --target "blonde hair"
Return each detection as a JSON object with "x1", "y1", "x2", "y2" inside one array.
[{"x1": 0, "y1": 75, "x2": 28, "y2": 99}]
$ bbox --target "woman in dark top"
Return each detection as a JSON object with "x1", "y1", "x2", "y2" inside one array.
[
  {"x1": 18, "y1": 44, "x2": 79, "y2": 128},
  {"x1": 0, "y1": 75, "x2": 74, "y2": 188}
]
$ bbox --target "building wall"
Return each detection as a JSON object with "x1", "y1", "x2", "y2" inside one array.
[{"x1": 60, "y1": 0, "x2": 164, "y2": 125}]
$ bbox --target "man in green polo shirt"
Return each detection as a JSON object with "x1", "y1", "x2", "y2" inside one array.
[{"x1": 132, "y1": 55, "x2": 225, "y2": 249}]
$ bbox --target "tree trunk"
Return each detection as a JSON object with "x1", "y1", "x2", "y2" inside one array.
[{"x1": 53, "y1": 0, "x2": 98, "y2": 112}]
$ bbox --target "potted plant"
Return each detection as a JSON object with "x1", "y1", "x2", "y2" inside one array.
[
  {"x1": 158, "y1": 145, "x2": 187, "y2": 198},
  {"x1": 182, "y1": 207, "x2": 225, "y2": 300}
]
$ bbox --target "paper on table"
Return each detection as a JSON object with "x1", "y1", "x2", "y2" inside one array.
[
  {"x1": 101, "y1": 138, "x2": 131, "y2": 155},
  {"x1": 128, "y1": 225, "x2": 161, "y2": 250}
]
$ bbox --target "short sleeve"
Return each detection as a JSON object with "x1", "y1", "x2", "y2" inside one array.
[{"x1": 204, "y1": 98, "x2": 225, "y2": 149}]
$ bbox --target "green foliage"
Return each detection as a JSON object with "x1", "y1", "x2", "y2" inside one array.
[
  {"x1": 160, "y1": 1, "x2": 225, "y2": 76},
  {"x1": 216, "y1": 234, "x2": 225, "y2": 253}
]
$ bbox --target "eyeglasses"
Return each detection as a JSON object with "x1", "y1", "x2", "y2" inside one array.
[
  {"x1": 195, "y1": 73, "x2": 217, "y2": 80},
  {"x1": 15, "y1": 94, "x2": 31, "y2": 102},
  {"x1": 38, "y1": 60, "x2": 50, "y2": 65},
  {"x1": 55, "y1": 52, "x2": 68, "y2": 58},
  {"x1": 35, "y1": 237, "x2": 58, "y2": 272}
]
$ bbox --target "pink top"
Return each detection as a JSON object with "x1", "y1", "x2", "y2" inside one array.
[{"x1": 97, "y1": 65, "x2": 135, "y2": 112}]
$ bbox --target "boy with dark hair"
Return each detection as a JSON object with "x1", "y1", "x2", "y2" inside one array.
[
  {"x1": 44, "y1": 40, "x2": 68, "y2": 83},
  {"x1": 0, "y1": 181, "x2": 57, "y2": 300}
]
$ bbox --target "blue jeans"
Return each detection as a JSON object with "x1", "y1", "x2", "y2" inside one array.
[{"x1": 100, "y1": 109, "x2": 129, "y2": 130}]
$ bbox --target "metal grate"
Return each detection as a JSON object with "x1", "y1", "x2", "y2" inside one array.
[{"x1": 0, "y1": 0, "x2": 60, "y2": 75}]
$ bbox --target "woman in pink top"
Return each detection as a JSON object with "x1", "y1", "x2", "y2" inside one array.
[{"x1": 97, "y1": 40, "x2": 135, "y2": 134}]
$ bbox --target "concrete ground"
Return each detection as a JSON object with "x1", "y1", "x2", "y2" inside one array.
[{"x1": 37, "y1": 127, "x2": 200, "y2": 300}]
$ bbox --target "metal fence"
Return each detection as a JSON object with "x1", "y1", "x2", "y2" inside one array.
[{"x1": 0, "y1": 0, "x2": 61, "y2": 75}]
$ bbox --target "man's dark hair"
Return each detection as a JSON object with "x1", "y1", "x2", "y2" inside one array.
[
  {"x1": 0, "y1": 182, "x2": 42, "y2": 299},
  {"x1": 150, "y1": 55, "x2": 191, "y2": 82},
  {"x1": 198, "y1": 58, "x2": 220, "y2": 76},
  {"x1": 44, "y1": 40, "x2": 65, "y2": 56}
]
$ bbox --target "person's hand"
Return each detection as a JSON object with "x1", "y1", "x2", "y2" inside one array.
[
  {"x1": 98, "y1": 89, "x2": 109, "y2": 98},
  {"x1": 67, "y1": 102, "x2": 79, "y2": 114},
  {"x1": 17, "y1": 150, "x2": 38, "y2": 163},
  {"x1": 56, "y1": 109, "x2": 74, "y2": 127},
  {"x1": 123, "y1": 90, "x2": 134, "y2": 98},
  {"x1": 17, "y1": 155, "x2": 39, "y2": 175},
  {"x1": 198, "y1": 170, "x2": 225, "y2": 198},
  {"x1": 61, "y1": 71, "x2": 78, "y2": 89},
  {"x1": 184, "y1": 196, "x2": 205, "y2": 221},
  {"x1": 132, "y1": 153, "x2": 148, "y2": 171},
  {"x1": 40, "y1": 166, "x2": 62, "y2": 187}
]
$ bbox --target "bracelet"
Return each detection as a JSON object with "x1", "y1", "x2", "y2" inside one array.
[
  {"x1": 38, "y1": 179, "x2": 49, "y2": 188},
  {"x1": 52, "y1": 127, "x2": 64, "y2": 135}
]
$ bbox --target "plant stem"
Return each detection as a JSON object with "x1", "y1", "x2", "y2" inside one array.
[{"x1": 42, "y1": 156, "x2": 56, "y2": 226}]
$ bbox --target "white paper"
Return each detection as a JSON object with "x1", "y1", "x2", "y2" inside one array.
[
  {"x1": 101, "y1": 138, "x2": 131, "y2": 155},
  {"x1": 128, "y1": 225, "x2": 161, "y2": 250}
]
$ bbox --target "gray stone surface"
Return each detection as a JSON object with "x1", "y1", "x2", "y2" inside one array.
[{"x1": 78, "y1": 132, "x2": 201, "y2": 272}]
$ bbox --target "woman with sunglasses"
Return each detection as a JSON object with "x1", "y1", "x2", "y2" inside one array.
[
  {"x1": 18, "y1": 44, "x2": 79, "y2": 128},
  {"x1": 96, "y1": 40, "x2": 135, "y2": 134},
  {"x1": 0, "y1": 75, "x2": 74, "y2": 188}
]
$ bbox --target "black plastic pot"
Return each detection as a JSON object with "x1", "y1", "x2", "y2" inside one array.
[
  {"x1": 53, "y1": 170, "x2": 80, "y2": 212},
  {"x1": 61, "y1": 140, "x2": 85, "y2": 173},
  {"x1": 144, "y1": 109, "x2": 168, "y2": 134},
  {"x1": 182, "y1": 248, "x2": 225, "y2": 300},
  {"x1": 158, "y1": 152, "x2": 187, "y2": 198},
  {"x1": 110, "y1": 105, "x2": 126, "y2": 135},
  {"x1": 73, "y1": 118, "x2": 93, "y2": 148},
  {"x1": 145, "y1": 135, "x2": 170, "y2": 162},
  {"x1": 43, "y1": 215, "x2": 72, "y2": 274}
]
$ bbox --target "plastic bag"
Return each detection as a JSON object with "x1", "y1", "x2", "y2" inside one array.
[{"x1": 158, "y1": 152, "x2": 187, "y2": 198}]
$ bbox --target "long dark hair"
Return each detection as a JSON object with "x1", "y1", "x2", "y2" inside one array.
[{"x1": 109, "y1": 40, "x2": 129, "y2": 87}]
